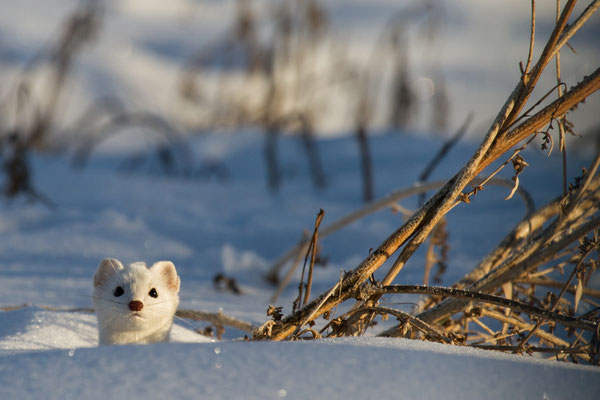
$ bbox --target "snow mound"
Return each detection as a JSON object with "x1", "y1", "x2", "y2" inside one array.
[
  {"x1": 0, "y1": 307, "x2": 211, "y2": 353},
  {"x1": 0, "y1": 336, "x2": 598, "y2": 400}
]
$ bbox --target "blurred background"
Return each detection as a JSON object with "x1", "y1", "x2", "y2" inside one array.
[{"x1": 1, "y1": 0, "x2": 598, "y2": 150}]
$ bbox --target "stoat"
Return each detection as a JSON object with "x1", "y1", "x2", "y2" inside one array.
[{"x1": 92, "y1": 258, "x2": 180, "y2": 345}]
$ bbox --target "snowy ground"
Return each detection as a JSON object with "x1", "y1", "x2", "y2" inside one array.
[
  {"x1": 2, "y1": 132, "x2": 600, "y2": 399},
  {"x1": 1, "y1": 332, "x2": 599, "y2": 400},
  {"x1": 1, "y1": 1, "x2": 600, "y2": 399}
]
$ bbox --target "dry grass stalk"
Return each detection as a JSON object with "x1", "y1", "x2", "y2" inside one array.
[
  {"x1": 513, "y1": 241, "x2": 599, "y2": 351},
  {"x1": 412, "y1": 194, "x2": 600, "y2": 327},
  {"x1": 176, "y1": 308, "x2": 255, "y2": 335},
  {"x1": 299, "y1": 209, "x2": 325, "y2": 307},
  {"x1": 362, "y1": 285, "x2": 597, "y2": 332}
]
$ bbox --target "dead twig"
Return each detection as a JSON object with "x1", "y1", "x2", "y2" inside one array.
[
  {"x1": 471, "y1": 344, "x2": 589, "y2": 356},
  {"x1": 513, "y1": 239, "x2": 598, "y2": 351},
  {"x1": 353, "y1": 285, "x2": 597, "y2": 333},
  {"x1": 302, "y1": 209, "x2": 325, "y2": 306},
  {"x1": 516, "y1": 277, "x2": 600, "y2": 300},
  {"x1": 175, "y1": 308, "x2": 255, "y2": 333}
]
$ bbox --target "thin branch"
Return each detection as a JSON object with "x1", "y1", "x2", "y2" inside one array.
[
  {"x1": 552, "y1": 0, "x2": 600, "y2": 61},
  {"x1": 501, "y1": 0, "x2": 575, "y2": 129},
  {"x1": 479, "y1": 309, "x2": 573, "y2": 349},
  {"x1": 463, "y1": 176, "x2": 600, "y2": 285},
  {"x1": 327, "y1": 305, "x2": 451, "y2": 343},
  {"x1": 523, "y1": 0, "x2": 536, "y2": 77},
  {"x1": 471, "y1": 344, "x2": 589, "y2": 355},
  {"x1": 516, "y1": 277, "x2": 600, "y2": 299},
  {"x1": 556, "y1": 0, "x2": 568, "y2": 196},
  {"x1": 514, "y1": 243, "x2": 598, "y2": 351},
  {"x1": 476, "y1": 67, "x2": 600, "y2": 177},
  {"x1": 303, "y1": 209, "x2": 325, "y2": 305},
  {"x1": 365, "y1": 285, "x2": 597, "y2": 332},
  {"x1": 176, "y1": 308, "x2": 255, "y2": 333},
  {"x1": 295, "y1": 278, "x2": 344, "y2": 336},
  {"x1": 414, "y1": 214, "x2": 600, "y2": 327}
]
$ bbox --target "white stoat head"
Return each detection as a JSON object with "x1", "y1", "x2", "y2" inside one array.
[{"x1": 92, "y1": 258, "x2": 180, "y2": 345}]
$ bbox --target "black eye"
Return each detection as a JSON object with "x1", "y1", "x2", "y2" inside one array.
[
  {"x1": 149, "y1": 288, "x2": 158, "y2": 298},
  {"x1": 113, "y1": 286, "x2": 124, "y2": 297}
]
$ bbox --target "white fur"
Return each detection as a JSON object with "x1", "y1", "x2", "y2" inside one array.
[{"x1": 93, "y1": 258, "x2": 180, "y2": 345}]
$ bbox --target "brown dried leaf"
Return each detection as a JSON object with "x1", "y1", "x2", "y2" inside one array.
[
  {"x1": 574, "y1": 278, "x2": 583, "y2": 313},
  {"x1": 505, "y1": 176, "x2": 519, "y2": 200}
]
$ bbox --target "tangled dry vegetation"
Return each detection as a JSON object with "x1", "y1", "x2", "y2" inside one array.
[{"x1": 250, "y1": 0, "x2": 600, "y2": 365}]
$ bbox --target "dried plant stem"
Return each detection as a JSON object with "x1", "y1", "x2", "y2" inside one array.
[
  {"x1": 176, "y1": 308, "x2": 255, "y2": 333},
  {"x1": 325, "y1": 305, "x2": 451, "y2": 343},
  {"x1": 294, "y1": 278, "x2": 343, "y2": 337},
  {"x1": 302, "y1": 209, "x2": 325, "y2": 305},
  {"x1": 357, "y1": 122, "x2": 374, "y2": 203},
  {"x1": 516, "y1": 277, "x2": 600, "y2": 299},
  {"x1": 463, "y1": 176, "x2": 600, "y2": 285},
  {"x1": 422, "y1": 226, "x2": 436, "y2": 285},
  {"x1": 479, "y1": 309, "x2": 573, "y2": 349},
  {"x1": 468, "y1": 133, "x2": 538, "y2": 203},
  {"x1": 571, "y1": 151, "x2": 600, "y2": 207},
  {"x1": 555, "y1": 0, "x2": 568, "y2": 196},
  {"x1": 469, "y1": 317, "x2": 496, "y2": 336},
  {"x1": 476, "y1": 67, "x2": 600, "y2": 176},
  {"x1": 361, "y1": 306, "x2": 451, "y2": 343},
  {"x1": 257, "y1": 1, "x2": 600, "y2": 343},
  {"x1": 501, "y1": 0, "x2": 575, "y2": 128},
  {"x1": 380, "y1": 3, "x2": 588, "y2": 286},
  {"x1": 552, "y1": 0, "x2": 600, "y2": 61},
  {"x1": 357, "y1": 285, "x2": 597, "y2": 332},
  {"x1": 513, "y1": 243, "x2": 597, "y2": 351},
  {"x1": 412, "y1": 214, "x2": 600, "y2": 328},
  {"x1": 471, "y1": 344, "x2": 589, "y2": 356},
  {"x1": 523, "y1": 0, "x2": 536, "y2": 76},
  {"x1": 382, "y1": 100, "x2": 515, "y2": 287}
]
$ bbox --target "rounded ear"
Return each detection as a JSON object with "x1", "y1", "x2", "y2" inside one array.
[
  {"x1": 151, "y1": 261, "x2": 180, "y2": 293},
  {"x1": 93, "y1": 258, "x2": 124, "y2": 288}
]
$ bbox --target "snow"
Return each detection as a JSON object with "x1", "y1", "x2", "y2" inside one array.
[
  {"x1": 1, "y1": 0, "x2": 600, "y2": 399},
  {"x1": 0, "y1": 307, "x2": 210, "y2": 353},
  {"x1": 1, "y1": 328, "x2": 599, "y2": 399},
  {"x1": 1, "y1": 307, "x2": 599, "y2": 400},
  {"x1": 2, "y1": 131, "x2": 599, "y2": 399}
]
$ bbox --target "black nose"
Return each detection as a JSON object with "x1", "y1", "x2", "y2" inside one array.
[{"x1": 129, "y1": 300, "x2": 143, "y2": 312}]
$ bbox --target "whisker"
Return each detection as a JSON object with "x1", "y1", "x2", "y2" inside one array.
[
  {"x1": 99, "y1": 311, "x2": 121, "y2": 332},
  {"x1": 95, "y1": 305, "x2": 123, "y2": 313},
  {"x1": 172, "y1": 314, "x2": 197, "y2": 330},
  {"x1": 145, "y1": 298, "x2": 179, "y2": 307},
  {"x1": 90, "y1": 296, "x2": 122, "y2": 305}
]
